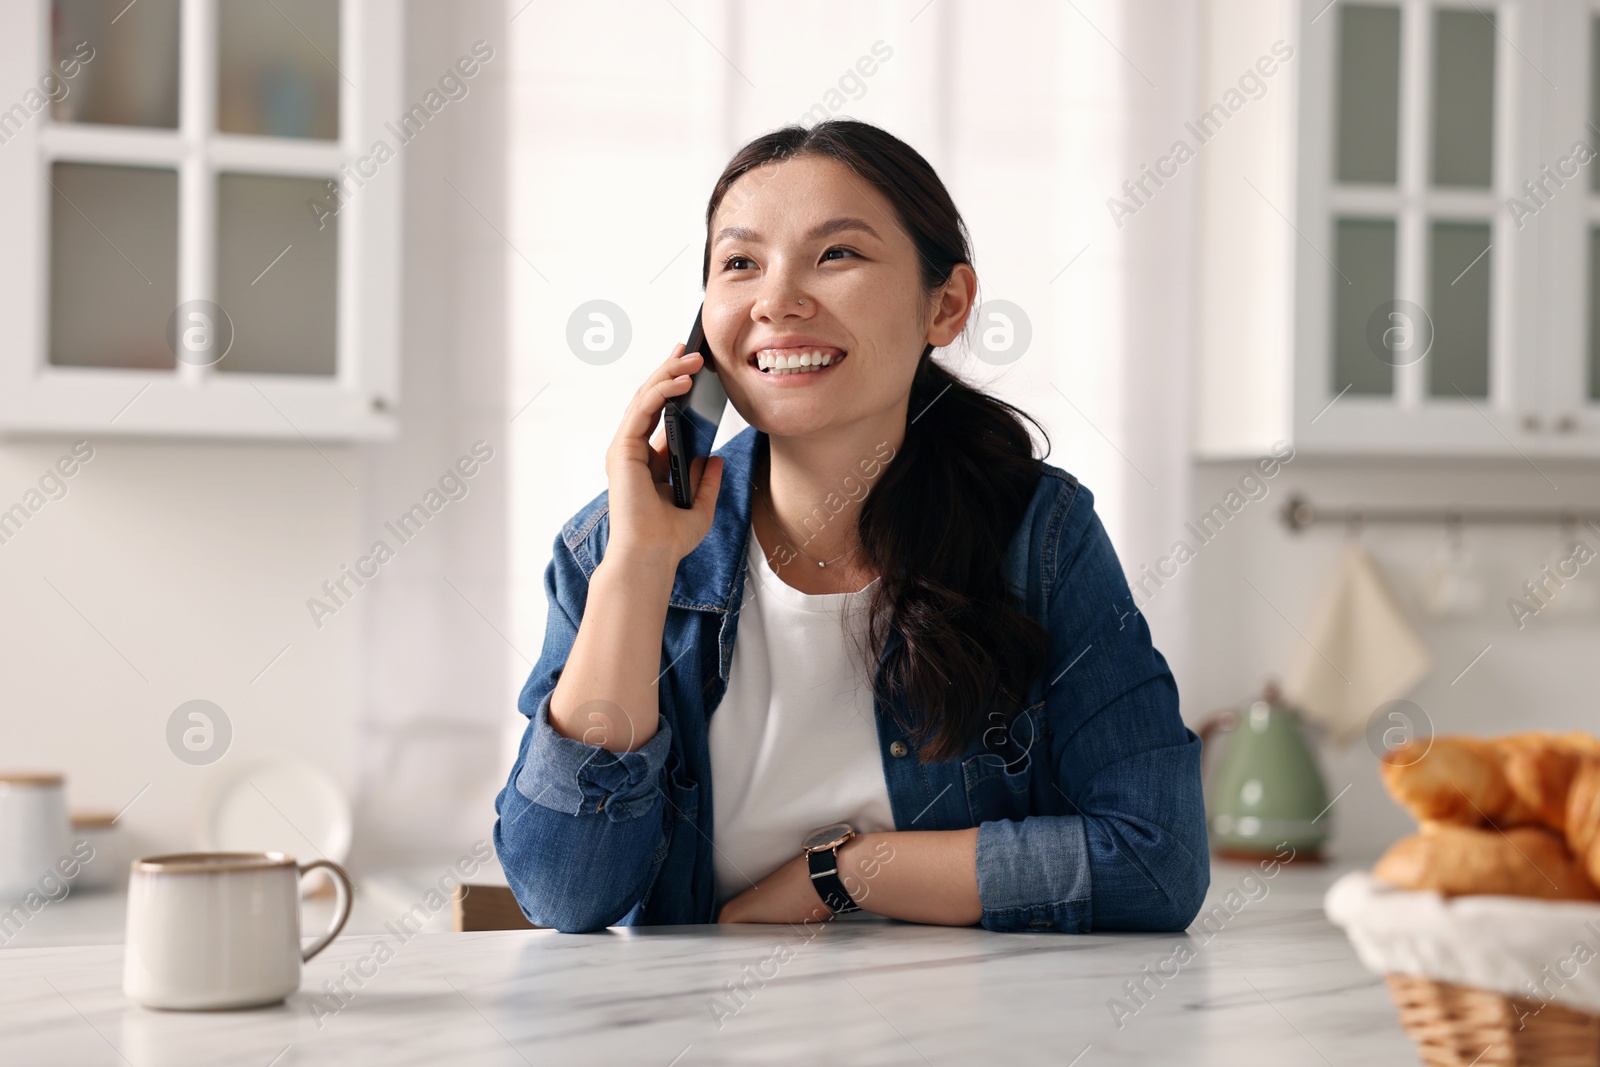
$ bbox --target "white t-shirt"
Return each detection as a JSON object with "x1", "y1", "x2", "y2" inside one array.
[{"x1": 709, "y1": 526, "x2": 897, "y2": 907}]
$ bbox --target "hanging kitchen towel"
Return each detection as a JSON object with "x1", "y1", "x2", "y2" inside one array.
[{"x1": 1283, "y1": 541, "x2": 1433, "y2": 744}]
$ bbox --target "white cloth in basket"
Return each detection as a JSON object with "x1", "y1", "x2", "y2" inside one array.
[{"x1": 1325, "y1": 871, "x2": 1600, "y2": 1015}]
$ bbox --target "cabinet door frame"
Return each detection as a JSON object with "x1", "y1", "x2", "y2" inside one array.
[
  {"x1": 1292, "y1": 0, "x2": 1547, "y2": 455},
  {"x1": 1536, "y1": 1, "x2": 1600, "y2": 440},
  {"x1": 0, "y1": 0, "x2": 402, "y2": 440}
]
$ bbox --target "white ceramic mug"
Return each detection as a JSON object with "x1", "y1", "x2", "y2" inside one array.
[
  {"x1": 68, "y1": 811, "x2": 121, "y2": 891},
  {"x1": 123, "y1": 852, "x2": 353, "y2": 1010},
  {"x1": 0, "y1": 774, "x2": 70, "y2": 900}
]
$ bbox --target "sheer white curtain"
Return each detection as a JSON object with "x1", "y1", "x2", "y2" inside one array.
[{"x1": 505, "y1": 0, "x2": 1202, "y2": 751}]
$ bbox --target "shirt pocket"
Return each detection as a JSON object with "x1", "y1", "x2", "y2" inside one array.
[
  {"x1": 962, "y1": 700, "x2": 1044, "y2": 822},
  {"x1": 662, "y1": 759, "x2": 700, "y2": 827},
  {"x1": 644, "y1": 759, "x2": 701, "y2": 915}
]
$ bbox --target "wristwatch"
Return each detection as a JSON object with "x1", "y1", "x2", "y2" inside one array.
[{"x1": 801, "y1": 822, "x2": 860, "y2": 914}]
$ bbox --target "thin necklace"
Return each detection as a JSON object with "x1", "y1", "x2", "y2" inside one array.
[{"x1": 758, "y1": 488, "x2": 861, "y2": 569}]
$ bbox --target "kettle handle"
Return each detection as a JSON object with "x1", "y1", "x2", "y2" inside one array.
[
  {"x1": 1198, "y1": 681, "x2": 1282, "y2": 751},
  {"x1": 1196, "y1": 708, "x2": 1237, "y2": 747},
  {"x1": 1196, "y1": 708, "x2": 1238, "y2": 774}
]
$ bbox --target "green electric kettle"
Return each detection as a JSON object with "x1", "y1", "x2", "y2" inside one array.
[{"x1": 1198, "y1": 681, "x2": 1330, "y2": 862}]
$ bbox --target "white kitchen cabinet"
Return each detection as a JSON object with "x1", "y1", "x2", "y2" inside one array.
[
  {"x1": 0, "y1": 0, "x2": 403, "y2": 440},
  {"x1": 1195, "y1": 0, "x2": 1600, "y2": 458}
]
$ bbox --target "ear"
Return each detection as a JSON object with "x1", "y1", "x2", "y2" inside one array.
[{"x1": 924, "y1": 263, "x2": 977, "y2": 349}]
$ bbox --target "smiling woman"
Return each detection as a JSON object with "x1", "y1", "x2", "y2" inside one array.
[{"x1": 494, "y1": 119, "x2": 1209, "y2": 934}]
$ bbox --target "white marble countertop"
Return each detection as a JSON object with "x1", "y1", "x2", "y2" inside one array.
[{"x1": 0, "y1": 858, "x2": 1418, "y2": 1065}]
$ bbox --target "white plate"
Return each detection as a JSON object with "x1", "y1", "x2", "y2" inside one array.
[{"x1": 197, "y1": 756, "x2": 352, "y2": 870}]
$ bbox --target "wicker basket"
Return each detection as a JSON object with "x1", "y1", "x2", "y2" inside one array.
[{"x1": 1386, "y1": 973, "x2": 1600, "y2": 1067}]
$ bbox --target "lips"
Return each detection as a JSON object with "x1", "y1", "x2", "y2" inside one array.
[{"x1": 749, "y1": 347, "x2": 847, "y2": 375}]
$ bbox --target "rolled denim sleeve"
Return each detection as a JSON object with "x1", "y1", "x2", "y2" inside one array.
[
  {"x1": 494, "y1": 524, "x2": 674, "y2": 933},
  {"x1": 974, "y1": 486, "x2": 1210, "y2": 933},
  {"x1": 516, "y1": 690, "x2": 672, "y2": 820}
]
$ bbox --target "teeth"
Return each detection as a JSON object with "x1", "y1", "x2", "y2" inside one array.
[{"x1": 755, "y1": 349, "x2": 840, "y2": 373}]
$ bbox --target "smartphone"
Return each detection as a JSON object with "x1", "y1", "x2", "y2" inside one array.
[{"x1": 663, "y1": 305, "x2": 728, "y2": 509}]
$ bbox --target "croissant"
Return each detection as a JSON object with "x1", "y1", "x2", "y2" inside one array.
[
  {"x1": 1568, "y1": 755, "x2": 1600, "y2": 888},
  {"x1": 1376, "y1": 732, "x2": 1600, "y2": 900},
  {"x1": 1379, "y1": 736, "x2": 1534, "y2": 827},
  {"x1": 1493, "y1": 732, "x2": 1600, "y2": 830},
  {"x1": 1373, "y1": 824, "x2": 1599, "y2": 902}
]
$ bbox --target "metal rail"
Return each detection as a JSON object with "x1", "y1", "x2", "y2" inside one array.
[{"x1": 1279, "y1": 493, "x2": 1600, "y2": 534}]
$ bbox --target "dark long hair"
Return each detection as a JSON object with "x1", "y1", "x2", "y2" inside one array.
[{"x1": 702, "y1": 120, "x2": 1052, "y2": 763}]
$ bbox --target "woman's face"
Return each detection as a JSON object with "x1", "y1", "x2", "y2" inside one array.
[{"x1": 703, "y1": 154, "x2": 966, "y2": 440}]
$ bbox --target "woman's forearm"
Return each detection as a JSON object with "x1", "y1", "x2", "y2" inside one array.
[
  {"x1": 547, "y1": 550, "x2": 677, "y2": 752},
  {"x1": 836, "y1": 829, "x2": 982, "y2": 926}
]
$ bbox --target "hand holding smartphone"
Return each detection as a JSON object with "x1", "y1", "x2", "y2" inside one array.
[{"x1": 663, "y1": 306, "x2": 729, "y2": 509}]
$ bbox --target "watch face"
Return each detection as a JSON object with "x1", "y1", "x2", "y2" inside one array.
[{"x1": 803, "y1": 821, "x2": 855, "y2": 852}]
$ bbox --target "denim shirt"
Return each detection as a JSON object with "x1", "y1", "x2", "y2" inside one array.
[{"x1": 494, "y1": 426, "x2": 1209, "y2": 933}]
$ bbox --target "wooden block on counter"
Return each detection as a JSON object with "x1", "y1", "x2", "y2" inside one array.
[{"x1": 452, "y1": 883, "x2": 541, "y2": 931}]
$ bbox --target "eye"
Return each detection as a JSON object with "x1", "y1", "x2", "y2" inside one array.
[
  {"x1": 721, "y1": 254, "x2": 756, "y2": 272},
  {"x1": 821, "y1": 246, "x2": 858, "y2": 262}
]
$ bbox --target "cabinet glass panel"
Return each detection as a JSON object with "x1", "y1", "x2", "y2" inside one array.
[
  {"x1": 1590, "y1": 228, "x2": 1600, "y2": 400},
  {"x1": 1332, "y1": 218, "x2": 1396, "y2": 396},
  {"x1": 215, "y1": 174, "x2": 338, "y2": 376},
  {"x1": 50, "y1": 0, "x2": 180, "y2": 128},
  {"x1": 1335, "y1": 4, "x2": 1401, "y2": 184},
  {"x1": 1431, "y1": 10, "x2": 1495, "y2": 188},
  {"x1": 49, "y1": 163, "x2": 178, "y2": 369},
  {"x1": 218, "y1": 0, "x2": 340, "y2": 139},
  {"x1": 1428, "y1": 222, "x2": 1491, "y2": 398}
]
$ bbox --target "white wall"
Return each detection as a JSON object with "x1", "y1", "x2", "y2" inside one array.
[
  {"x1": 0, "y1": 0, "x2": 514, "y2": 871},
  {"x1": 1175, "y1": 0, "x2": 1600, "y2": 864},
  {"x1": 1185, "y1": 456, "x2": 1600, "y2": 863},
  {"x1": 0, "y1": 423, "x2": 362, "y2": 862},
  {"x1": 12, "y1": 0, "x2": 1565, "y2": 880},
  {"x1": 347, "y1": 0, "x2": 513, "y2": 868}
]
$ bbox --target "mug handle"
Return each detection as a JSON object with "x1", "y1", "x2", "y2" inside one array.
[{"x1": 298, "y1": 859, "x2": 354, "y2": 963}]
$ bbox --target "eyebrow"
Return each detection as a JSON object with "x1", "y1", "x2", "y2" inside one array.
[{"x1": 712, "y1": 216, "x2": 883, "y2": 247}]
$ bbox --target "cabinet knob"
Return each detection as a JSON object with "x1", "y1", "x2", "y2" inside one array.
[
  {"x1": 1523, "y1": 414, "x2": 1542, "y2": 432},
  {"x1": 1557, "y1": 414, "x2": 1578, "y2": 433}
]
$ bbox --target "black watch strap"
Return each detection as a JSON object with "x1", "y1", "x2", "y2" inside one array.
[{"x1": 806, "y1": 846, "x2": 859, "y2": 913}]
